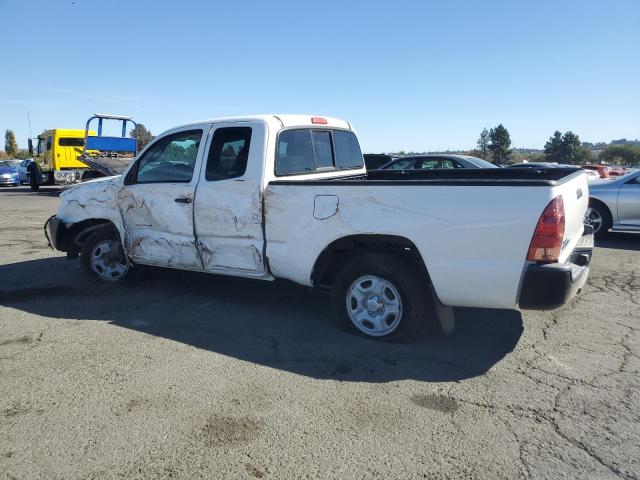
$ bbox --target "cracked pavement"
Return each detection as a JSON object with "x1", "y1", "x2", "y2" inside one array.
[{"x1": 0, "y1": 186, "x2": 639, "y2": 479}]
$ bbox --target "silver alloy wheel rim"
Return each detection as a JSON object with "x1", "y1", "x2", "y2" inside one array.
[
  {"x1": 586, "y1": 207, "x2": 603, "y2": 234},
  {"x1": 346, "y1": 275, "x2": 403, "y2": 337},
  {"x1": 90, "y1": 240, "x2": 129, "y2": 281}
]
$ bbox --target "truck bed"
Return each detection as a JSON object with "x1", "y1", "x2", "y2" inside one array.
[
  {"x1": 265, "y1": 166, "x2": 588, "y2": 309},
  {"x1": 271, "y1": 167, "x2": 583, "y2": 187}
]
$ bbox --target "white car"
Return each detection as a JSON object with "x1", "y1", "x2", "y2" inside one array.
[{"x1": 45, "y1": 115, "x2": 594, "y2": 341}]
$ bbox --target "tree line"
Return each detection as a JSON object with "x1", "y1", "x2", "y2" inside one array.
[{"x1": 474, "y1": 126, "x2": 640, "y2": 166}]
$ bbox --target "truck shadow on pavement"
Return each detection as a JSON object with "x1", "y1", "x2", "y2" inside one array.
[{"x1": 0, "y1": 256, "x2": 524, "y2": 383}]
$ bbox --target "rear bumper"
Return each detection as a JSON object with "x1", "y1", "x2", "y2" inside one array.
[{"x1": 519, "y1": 225, "x2": 594, "y2": 310}]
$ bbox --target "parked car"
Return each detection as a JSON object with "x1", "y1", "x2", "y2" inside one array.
[
  {"x1": 582, "y1": 164, "x2": 611, "y2": 179},
  {"x1": 46, "y1": 114, "x2": 593, "y2": 342},
  {"x1": 587, "y1": 170, "x2": 640, "y2": 236},
  {"x1": 379, "y1": 154, "x2": 497, "y2": 170},
  {"x1": 5, "y1": 159, "x2": 33, "y2": 184},
  {"x1": 363, "y1": 153, "x2": 393, "y2": 170},
  {"x1": 0, "y1": 160, "x2": 20, "y2": 186},
  {"x1": 606, "y1": 166, "x2": 626, "y2": 177},
  {"x1": 508, "y1": 162, "x2": 564, "y2": 169}
]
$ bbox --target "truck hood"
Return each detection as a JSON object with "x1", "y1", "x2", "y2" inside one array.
[{"x1": 60, "y1": 175, "x2": 121, "y2": 197}]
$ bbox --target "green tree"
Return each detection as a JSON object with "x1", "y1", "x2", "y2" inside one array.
[
  {"x1": 599, "y1": 144, "x2": 640, "y2": 165},
  {"x1": 129, "y1": 124, "x2": 154, "y2": 151},
  {"x1": 4, "y1": 130, "x2": 18, "y2": 157},
  {"x1": 477, "y1": 128, "x2": 489, "y2": 160},
  {"x1": 544, "y1": 131, "x2": 564, "y2": 162},
  {"x1": 544, "y1": 131, "x2": 592, "y2": 164},
  {"x1": 488, "y1": 124, "x2": 511, "y2": 165}
]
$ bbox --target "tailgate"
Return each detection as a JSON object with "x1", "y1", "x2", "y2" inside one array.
[{"x1": 553, "y1": 171, "x2": 589, "y2": 263}]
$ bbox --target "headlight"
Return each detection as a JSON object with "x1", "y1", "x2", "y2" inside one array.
[{"x1": 2, "y1": 173, "x2": 12, "y2": 178}]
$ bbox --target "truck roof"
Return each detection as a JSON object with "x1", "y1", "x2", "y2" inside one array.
[
  {"x1": 178, "y1": 114, "x2": 353, "y2": 131},
  {"x1": 39, "y1": 128, "x2": 88, "y2": 137}
]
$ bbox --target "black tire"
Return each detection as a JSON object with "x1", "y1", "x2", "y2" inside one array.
[
  {"x1": 80, "y1": 228, "x2": 139, "y2": 282},
  {"x1": 588, "y1": 200, "x2": 612, "y2": 238},
  {"x1": 332, "y1": 252, "x2": 435, "y2": 342},
  {"x1": 28, "y1": 165, "x2": 39, "y2": 191}
]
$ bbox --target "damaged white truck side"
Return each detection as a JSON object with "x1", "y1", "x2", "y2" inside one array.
[{"x1": 46, "y1": 115, "x2": 594, "y2": 341}]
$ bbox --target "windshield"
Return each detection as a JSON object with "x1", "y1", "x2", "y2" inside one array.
[{"x1": 0, "y1": 161, "x2": 10, "y2": 168}]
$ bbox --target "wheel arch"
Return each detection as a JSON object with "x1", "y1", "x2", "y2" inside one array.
[
  {"x1": 588, "y1": 196, "x2": 614, "y2": 222},
  {"x1": 311, "y1": 233, "x2": 433, "y2": 290},
  {"x1": 59, "y1": 218, "x2": 121, "y2": 254}
]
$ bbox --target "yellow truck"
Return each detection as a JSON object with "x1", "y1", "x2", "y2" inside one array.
[{"x1": 27, "y1": 128, "x2": 97, "y2": 191}]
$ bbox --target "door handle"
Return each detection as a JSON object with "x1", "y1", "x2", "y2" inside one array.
[{"x1": 174, "y1": 197, "x2": 192, "y2": 204}]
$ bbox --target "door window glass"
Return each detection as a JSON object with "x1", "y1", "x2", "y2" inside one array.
[
  {"x1": 440, "y1": 159, "x2": 459, "y2": 169},
  {"x1": 205, "y1": 127, "x2": 252, "y2": 181},
  {"x1": 136, "y1": 130, "x2": 202, "y2": 183},
  {"x1": 46, "y1": 136, "x2": 52, "y2": 150},
  {"x1": 416, "y1": 159, "x2": 439, "y2": 169},
  {"x1": 387, "y1": 159, "x2": 416, "y2": 170}
]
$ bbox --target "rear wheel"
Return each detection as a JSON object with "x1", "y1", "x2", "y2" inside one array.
[
  {"x1": 332, "y1": 252, "x2": 435, "y2": 342},
  {"x1": 586, "y1": 201, "x2": 612, "y2": 238},
  {"x1": 81, "y1": 229, "x2": 131, "y2": 282}
]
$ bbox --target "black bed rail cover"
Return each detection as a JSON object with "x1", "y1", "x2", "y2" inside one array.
[{"x1": 269, "y1": 167, "x2": 584, "y2": 187}]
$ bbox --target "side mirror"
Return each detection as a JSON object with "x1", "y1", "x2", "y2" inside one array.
[{"x1": 28, "y1": 138, "x2": 33, "y2": 155}]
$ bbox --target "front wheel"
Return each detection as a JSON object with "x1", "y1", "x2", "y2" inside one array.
[
  {"x1": 81, "y1": 229, "x2": 131, "y2": 282},
  {"x1": 332, "y1": 252, "x2": 435, "y2": 342}
]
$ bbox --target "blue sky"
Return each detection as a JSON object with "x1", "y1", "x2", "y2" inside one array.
[{"x1": 1, "y1": 0, "x2": 638, "y2": 152}]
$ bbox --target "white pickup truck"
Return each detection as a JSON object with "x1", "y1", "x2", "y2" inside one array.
[{"x1": 46, "y1": 115, "x2": 594, "y2": 341}]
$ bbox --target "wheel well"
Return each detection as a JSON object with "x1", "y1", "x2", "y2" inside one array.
[
  {"x1": 589, "y1": 197, "x2": 613, "y2": 221},
  {"x1": 311, "y1": 234, "x2": 430, "y2": 288},
  {"x1": 60, "y1": 219, "x2": 117, "y2": 253}
]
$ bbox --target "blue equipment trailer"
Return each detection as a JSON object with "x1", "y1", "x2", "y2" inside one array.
[{"x1": 80, "y1": 113, "x2": 139, "y2": 176}]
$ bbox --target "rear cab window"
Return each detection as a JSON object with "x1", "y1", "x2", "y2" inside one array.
[
  {"x1": 276, "y1": 128, "x2": 363, "y2": 176},
  {"x1": 59, "y1": 138, "x2": 84, "y2": 147}
]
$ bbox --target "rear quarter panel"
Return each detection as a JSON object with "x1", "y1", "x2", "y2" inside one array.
[{"x1": 265, "y1": 183, "x2": 559, "y2": 309}]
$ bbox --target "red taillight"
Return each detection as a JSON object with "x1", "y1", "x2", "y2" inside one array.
[
  {"x1": 527, "y1": 196, "x2": 565, "y2": 263},
  {"x1": 311, "y1": 116, "x2": 328, "y2": 125}
]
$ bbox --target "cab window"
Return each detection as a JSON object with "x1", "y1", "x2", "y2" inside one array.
[
  {"x1": 205, "y1": 127, "x2": 252, "y2": 181},
  {"x1": 46, "y1": 136, "x2": 53, "y2": 150},
  {"x1": 134, "y1": 130, "x2": 202, "y2": 183},
  {"x1": 275, "y1": 128, "x2": 364, "y2": 176},
  {"x1": 36, "y1": 138, "x2": 46, "y2": 154},
  {"x1": 59, "y1": 138, "x2": 84, "y2": 147}
]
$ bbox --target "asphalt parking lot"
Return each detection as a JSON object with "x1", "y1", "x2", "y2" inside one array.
[{"x1": 1, "y1": 185, "x2": 638, "y2": 480}]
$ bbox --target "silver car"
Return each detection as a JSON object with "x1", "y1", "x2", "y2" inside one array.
[
  {"x1": 380, "y1": 154, "x2": 498, "y2": 170},
  {"x1": 587, "y1": 170, "x2": 640, "y2": 236}
]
